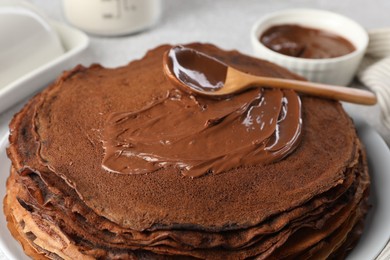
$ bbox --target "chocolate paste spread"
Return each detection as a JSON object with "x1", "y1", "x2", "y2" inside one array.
[
  {"x1": 260, "y1": 24, "x2": 355, "y2": 59},
  {"x1": 102, "y1": 47, "x2": 302, "y2": 177},
  {"x1": 165, "y1": 46, "x2": 227, "y2": 92},
  {"x1": 102, "y1": 89, "x2": 302, "y2": 178}
]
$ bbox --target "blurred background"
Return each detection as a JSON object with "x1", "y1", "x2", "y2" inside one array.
[{"x1": 28, "y1": 0, "x2": 390, "y2": 67}]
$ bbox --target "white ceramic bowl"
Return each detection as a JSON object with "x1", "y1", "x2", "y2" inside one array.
[{"x1": 251, "y1": 9, "x2": 369, "y2": 85}]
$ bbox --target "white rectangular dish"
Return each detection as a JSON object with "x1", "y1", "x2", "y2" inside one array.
[{"x1": 0, "y1": 20, "x2": 88, "y2": 113}]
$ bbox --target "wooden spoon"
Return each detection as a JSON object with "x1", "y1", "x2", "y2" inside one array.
[{"x1": 163, "y1": 46, "x2": 377, "y2": 105}]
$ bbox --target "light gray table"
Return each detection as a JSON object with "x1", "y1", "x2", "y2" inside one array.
[{"x1": 1, "y1": 0, "x2": 389, "y2": 259}]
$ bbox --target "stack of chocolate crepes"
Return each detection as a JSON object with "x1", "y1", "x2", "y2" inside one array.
[{"x1": 4, "y1": 43, "x2": 370, "y2": 259}]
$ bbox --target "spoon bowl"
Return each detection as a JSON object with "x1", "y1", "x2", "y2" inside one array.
[{"x1": 163, "y1": 46, "x2": 377, "y2": 105}]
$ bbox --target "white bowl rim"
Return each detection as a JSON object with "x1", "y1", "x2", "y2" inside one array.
[{"x1": 250, "y1": 8, "x2": 369, "y2": 65}]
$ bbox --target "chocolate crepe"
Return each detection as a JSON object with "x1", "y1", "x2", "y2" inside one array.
[{"x1": 4, "y1": 43, "x2": 370, "y2": 259}]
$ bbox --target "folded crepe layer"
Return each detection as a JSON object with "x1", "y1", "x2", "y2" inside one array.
[
  {"x1": 8, "y1": 142, "x2": 360, "y2": 248},
  {"x1": 9, "y1": 159, "x2": 357, "y2": 248},
  {"x1": 5, "y1": 161, "x2": 369, "y2": 259},
  {"x1": 5, "y1": 147, "x2": 368, "y2": 259}
]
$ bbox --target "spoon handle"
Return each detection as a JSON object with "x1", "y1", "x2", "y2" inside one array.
[
  {"x1": 227, "y1": 67, "x2": 377, "y2": 105},
  {"x1": 246, "y1": 73, "x2": 377, "y2": 105}
]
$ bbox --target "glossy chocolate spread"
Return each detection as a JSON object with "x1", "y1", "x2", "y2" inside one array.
[
  {"x1": 164, "y1": 46, "x2": 227, "y2": 92},
  {"x1": 260, "y1": 24, "x2": 355, "y2": 59},
  {"x1": 102, "y1": 48, "x2": 303, "y2": 178}
]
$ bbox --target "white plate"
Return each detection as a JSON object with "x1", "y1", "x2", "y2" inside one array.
[
  {"x1": 0, "y1": 20, "x2": 88, "y2": 114},
  {"x1": 0, "y1": 110, "x2": 389, "y2": 260}
]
